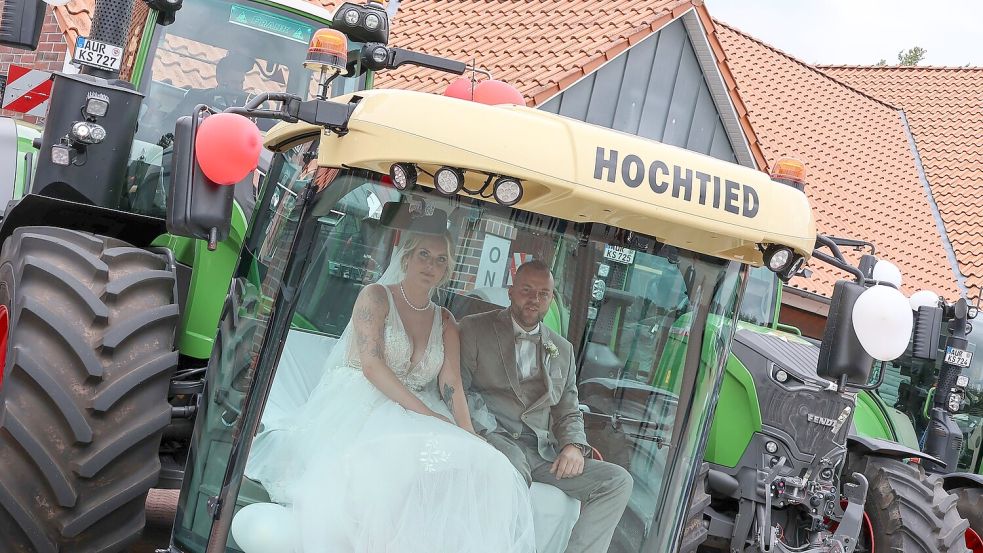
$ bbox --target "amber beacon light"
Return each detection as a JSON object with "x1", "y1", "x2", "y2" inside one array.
[
  {"x1": 306, "y1": 28, "x2": 348, "y2": 74},
  {"x1": 770, "y1": 158, "x2": 807, "y2": 191}
]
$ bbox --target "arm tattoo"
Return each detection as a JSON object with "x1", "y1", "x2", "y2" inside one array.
[
  {"x1": 442, "y1": 383, "x2": 455, "y2": 411},
  {"x1": 354, "y1": 306, "x2": 374, "y2": 324}
]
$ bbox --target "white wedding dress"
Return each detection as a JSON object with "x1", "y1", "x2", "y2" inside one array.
[{"x1": 245, "y1": 286, "x2": 536, "y2": 553}]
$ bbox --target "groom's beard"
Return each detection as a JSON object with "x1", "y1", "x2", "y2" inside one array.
[{"x1": 510, "y1": 305, "x2": 545, "y2": 329}]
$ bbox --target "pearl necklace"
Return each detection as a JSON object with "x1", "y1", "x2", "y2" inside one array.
[{"x1": 400, "y1": 283, "x2": 432, "y2": 312}]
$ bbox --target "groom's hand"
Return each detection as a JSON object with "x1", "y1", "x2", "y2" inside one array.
[{"x1": 550, "y1": 444, "x2": 585, "y2": 479}]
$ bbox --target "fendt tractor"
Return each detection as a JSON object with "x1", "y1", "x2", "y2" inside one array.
[
  {"x1": 687, "y1": 219, "x2": 983, "y2": 553},
  {"x1": 0, "y1": 0, "x2": 476, "y2": 550}
]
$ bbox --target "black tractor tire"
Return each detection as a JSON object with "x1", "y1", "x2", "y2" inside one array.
[
  {"x1": 954, "y1": 486, "x2": 983, "y2": 534},
  {"x1": 679, "y1": 462, "x2": 711, "y2": 553},
  {"x1": 0, "y1": 227, "x2": 179, "y2": 553},
  {"x1": 851, "y1": 455, "x2": 970, "y2": 553}
]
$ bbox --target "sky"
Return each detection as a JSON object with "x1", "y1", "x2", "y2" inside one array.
[{"x1": 704, "y1": 0, "x2": 982, "y2": 67}]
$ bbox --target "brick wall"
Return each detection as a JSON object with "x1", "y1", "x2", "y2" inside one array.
[{"x1": 0, "y1": 6, "x2": 69, "y2": 125}]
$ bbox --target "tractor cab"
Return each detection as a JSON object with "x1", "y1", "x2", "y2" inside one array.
[
  {"x1": 124, "y1": 0, "x2": 379, "y2": 219},
  {"x1": 166, "y1": 89, "x2": 815, "y2": 552}
]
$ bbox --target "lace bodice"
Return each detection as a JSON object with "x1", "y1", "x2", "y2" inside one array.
[{"x1": 349, "y1": 286, "x2": 444, "y2": 391}]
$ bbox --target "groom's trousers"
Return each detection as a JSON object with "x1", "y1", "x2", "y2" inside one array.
[{"x1": 487, "y1": 433, "x2": 633, "y2": 553}]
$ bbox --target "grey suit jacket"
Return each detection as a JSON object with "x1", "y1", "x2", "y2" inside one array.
[{"x1": 459, "y1": 308, "x2": 587, "y2": 461}]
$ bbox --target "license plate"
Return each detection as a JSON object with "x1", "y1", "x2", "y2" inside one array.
[
  {"x1": 603, "y1": 245, "x2": 635, "y2": 265},
  {"x1": 73, "y1": 37, "x2": 123, "y2": 72},
  {"x1": 944, "y1": 346, "x2": 973, "y2": 368}
]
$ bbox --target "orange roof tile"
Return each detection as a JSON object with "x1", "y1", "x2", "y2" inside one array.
[
  {"x1": 714, "y1": 22, "x2": 960, "y2": 298},
  {"x1": 51, "y1": 0, "x2": 767, "y2": 165},
  {"x1": 316, "y1": 0, "x2": 699, "y2": 107},
  {"x1": 818, "y1": 65, "x2": 983, "y2": 296},
  {"x1": 51, "y1": 1, "x2": 93, "y2": 44}
]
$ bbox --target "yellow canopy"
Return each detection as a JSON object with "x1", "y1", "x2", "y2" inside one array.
[{"x1": 265, "y1": 89, "x2": 816, "y2": 265}]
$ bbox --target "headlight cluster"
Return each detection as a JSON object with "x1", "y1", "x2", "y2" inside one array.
[
  {"x1": 332, "y1": 2, "x2": 389, "y2": 45},
  {"x1": 389, "y1": 163, "x2": 525, "y2": 207}
]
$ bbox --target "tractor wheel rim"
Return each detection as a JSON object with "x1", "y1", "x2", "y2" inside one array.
[
  {"x1": 967, "y1": 527, "x2": 983, "y2": 553},
  {"x1": 0, "y1": 304, "x2": 8, "y2": 391}
]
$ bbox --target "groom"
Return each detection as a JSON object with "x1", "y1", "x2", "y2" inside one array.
[{"x1": 460, "y1": 260, "x2": 632, "y2": 553}]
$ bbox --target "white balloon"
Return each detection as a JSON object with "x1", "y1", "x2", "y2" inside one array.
[
  {"x1": 909, "y1": 289, "x2": 940, "y2": 311},
  {"x1": 231, "y1": 502, "x2": 298, "y2": 553},
  {"x1": 852, "y1": 285, "x2": 913, "y2": 361},
  {"x1": 872, "y1": 259, "x2": 903, "y2": 288}
]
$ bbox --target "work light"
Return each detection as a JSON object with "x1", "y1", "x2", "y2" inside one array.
[
  {"x1": 493, "y1": 177, "x2": 523, "y2": 206},
  {"x1": 763, "y1": 245, "x2": 794, "y2": 273},
  {"x1": 51, "y1": 144, "x2": 75, "y2": 166},
  {"x1": 83, "y1": 96, "x2": 109, "y2": 118},
  {"x1": 343, "y1": 8, "x2": 359, "y2": 25},
  {"x1": 434, "y1": 167, "x2": 464, "y2": 196},
  {"x1": 390, "y1": 163, "x2": 417, "y2": 191}
]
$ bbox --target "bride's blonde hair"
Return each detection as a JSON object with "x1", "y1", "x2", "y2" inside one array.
[{"x1": 399, "y1": 231, "x2": 457, "y2": 287}]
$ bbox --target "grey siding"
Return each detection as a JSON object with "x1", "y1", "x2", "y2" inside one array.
[{"x1": 539, "y1": 19, "x2": 737, "y2": 163}]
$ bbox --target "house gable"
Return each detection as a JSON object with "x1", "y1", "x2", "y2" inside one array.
[{"x1": 539, "y1": 16, "x2": 743, "y2": 165}]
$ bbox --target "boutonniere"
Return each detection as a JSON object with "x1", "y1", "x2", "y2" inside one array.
[{"x1": 543, "y1": 340, "x2": 559, "y2": 359}]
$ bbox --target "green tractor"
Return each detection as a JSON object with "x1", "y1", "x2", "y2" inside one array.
[
  {"x1": 0, "y1": 0, "x2": 472, "y2": 550},
  {"x1": 693, "y1": 228, "x2": 983, "y2": 552},
  {"x1": 100, "y1": 45, "x2": 822, "y2": 552}
]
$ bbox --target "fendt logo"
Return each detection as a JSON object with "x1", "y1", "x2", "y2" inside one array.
[{"x1": 807, "y1": 414, "x2": 836, "y2": 427}]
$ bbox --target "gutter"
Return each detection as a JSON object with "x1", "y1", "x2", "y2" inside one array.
[{"x1": 899, "y1": 109, "x2": 968, "y2": 297}]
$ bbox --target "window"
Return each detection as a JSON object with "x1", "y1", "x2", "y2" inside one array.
[{"x1": 124, "y1": 0, "x2": 363, "y2": 217}]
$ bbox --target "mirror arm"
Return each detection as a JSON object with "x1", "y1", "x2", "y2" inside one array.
[
  {"x1": 387, "y1": 48, "x2": 467, "y2": 75},
  {"x1": 838, "y1": 361, "x2": 888, "y2": 393},
  {"x1": 224, "y1": 93, "x2": 357, "y2": 134},
  {"x1": 812, "y1": 249, "x2": 866, "y2": 284},
  {"x1": 824, "y1": 235, "x2": 876, "y2": 254}
]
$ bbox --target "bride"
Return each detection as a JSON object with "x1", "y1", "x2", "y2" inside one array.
[{"x1": 246, "y1": 230, "x2": 536, "y2": 553}]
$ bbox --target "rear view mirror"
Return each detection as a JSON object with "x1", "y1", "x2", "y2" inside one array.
[
  {"x1": 0, "y1": 0, "x2": 44, "y2": 50},
  {"x1": 818, "y1": 280, "x2": 874, "y2": 386},
  {"x1": 376, "y1": 200, "x2": 448, "y2": 234},
  {"x1": 167, "y1": 111, "x2": 237, "y2": 250},
  {"x1": 912, "y1": 305, "x2": 943, "y2": 361}
]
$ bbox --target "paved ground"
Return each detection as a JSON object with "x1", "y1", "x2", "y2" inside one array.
[{"x1": 130, "y1": 489, "x2": 179, "y2": 553}]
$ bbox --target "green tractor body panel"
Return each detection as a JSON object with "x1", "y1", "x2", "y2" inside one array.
[
  {"x1": 13, "y1": 121, "x2": 40, "y2": 198},
  {"x1": 853, "y1": 389, "x2": 921, "y2": 449},
  {"x1": 152, "y1": 203, "x2": 249, "y2": 359},
  {"x1": 704, "y1": 353, "x2": 762, "y2": 467},
  {"x1": 852, "y1": 390, "x2": 898, "y2": 441}
]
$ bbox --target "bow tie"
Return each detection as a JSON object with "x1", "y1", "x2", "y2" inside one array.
[{"x1": 515, "y1": 332, "x2": 539, "y2": 342}]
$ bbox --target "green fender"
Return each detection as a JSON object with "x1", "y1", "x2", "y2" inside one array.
[
  {"x1": 853, "y1": 389, "x2": 921, "y2": 450},
  {"x1": 153, "y1": 201, "x2": 249, "y2": 359}
]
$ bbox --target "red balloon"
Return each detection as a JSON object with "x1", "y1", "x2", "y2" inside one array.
[
  {"x1": 443, "y1": 77, "x2": 474, "y2": 101},
  {"x1": 195, "y1": 113, "x2": 262, "y2": 185},
  {"x1": 473, "y1": 80, "x2": 524, "y2": 106}
]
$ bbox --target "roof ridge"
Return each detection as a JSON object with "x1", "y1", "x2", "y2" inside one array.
[
  {"x1": 818, "y1": 64, "x2": 983, "y2": 71},
  {"x1": 713, "y1": 18, "x2": 902, "y2": 112}
]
